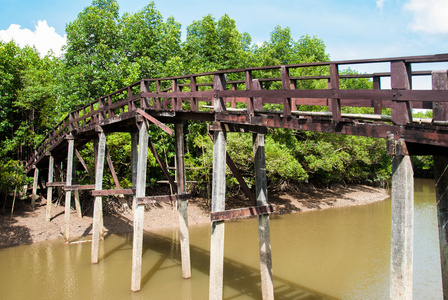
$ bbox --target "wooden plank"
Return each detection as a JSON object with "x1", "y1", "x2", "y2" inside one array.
[
  {"x1": 328, "y1": 63, "x2": 341, "y2": 121},
  {"x1": 280, "y1": 66, "x2": 292, "y2": 117},
  {"x1": 91, "y1": 189, "x2": 135, "y2": 196},
  {"x1": 136, "y1": 108, "x2": 173, "y2": 136},
  {"x1": 148, "y1": 139, "x2": 176, "y2": 190},
  {"x1": 391, "y1": 61, "x2": 413, "y2": 125},
  {"x1": 75, "y1": 149, "x2": 95, "y2": 182},
  {"x1": 64, "y1": 184, "x2": 95, "y2": 191},
  {"x1": 46, "y1": 182, "x2": 66, "y2": 187},
  {"x1": 210, "y1": 205, "x2": 274, "y2": 222},
  {"x1": 137, "y1": 194, "x2": 191, "y2": 204},
  {"x1": 106, "y1": 147, "x2": 122, "y2": 190},
  {"x1": 432, "y1": 71, "x2": 448, "y2": 122}
]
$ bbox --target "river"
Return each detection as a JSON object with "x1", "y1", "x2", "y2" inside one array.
[{"x1": 0, "y1": 179, "x2": 442, "y2": 299}]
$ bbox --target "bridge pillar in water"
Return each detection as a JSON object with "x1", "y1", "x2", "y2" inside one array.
[
  {"x1": 432, "y1": 70, "x2": 448, "y2": 299},
  {"x1": 254, "y1": 132, "x2": 274, "y2": 300},
  {"x1": 389, "y1": 140, "x2": 414, "y2": 300},
  {"x1": 175, "y1": 123, "x2": 192, "y2": 279},
  {"x1": 64, "y1": 135, "x2": 75, "y2": 240},
  {"x1": 91, "y1": 130, "x2": 106, "y2": 264},
  {"x1": 131, "y1": 121, "x2": 149, "y2": 292}
]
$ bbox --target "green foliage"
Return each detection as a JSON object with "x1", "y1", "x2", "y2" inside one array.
[
  {"x1": 0, "y1": 160, "x2": 30, "y2": 196},
  {"x1": 0, "y1": 1, "x2": 399, "y2": 199}
]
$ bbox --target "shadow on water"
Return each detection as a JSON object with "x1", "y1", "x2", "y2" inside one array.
[{"x1": 97, "y1": 212, "x2": 336, "y2": 299}]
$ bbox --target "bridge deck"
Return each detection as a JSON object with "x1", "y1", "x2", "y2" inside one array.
[{"x1": 26, "y1": 53, "x2": 448, "y2": 173}]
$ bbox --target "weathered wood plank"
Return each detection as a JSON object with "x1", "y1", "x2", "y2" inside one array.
[
  {"x1": 91, "y1": 189, "x2": 135, "y2": 196},
  {"x1": 137, "y1": 194, "x2": 191, "y2": 204},
  {"x1": 136, "y1": 108, "x2": 173, "y2": 135},
  {"x1": 210, "y1": 205, "x2": 274, "y2": 222},
  {"x1": 64, "y1": 184, "x2": 95, "y2": 190}
]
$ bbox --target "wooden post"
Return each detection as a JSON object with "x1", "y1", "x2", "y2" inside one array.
[
  {"x1": 31, "y1": 167, "x2": 39, "y2": 209},
  {"x1": 391, "y1": 61, "x2": 413, "y2": 125},
  {"x1": 253, "y1": 133, "x2": 274, "y2": 300},
  {"x1": 65, "y1": 136, "x2": 75, "y2": 240},
  {"x1": 46, "y1": 155, "x2": 54, "y2": 221},
  {"x1": 209, "y1": 123, "x2": 227, "y2": 300},
  {"x1": 432, "y1": 70, "x2": 448, "y2": 298},
  {"x1": 131, "y1": 131, "x2": 138, "y2": 211},
  {"x1": 131, "y1": 121, "x2": 149, "y2": 292},
  {"x1": 390, "y1": 140, "x2": 413, "y2": 300},
  {"x1": 91, "y1": 131, "x2": 106, "y2": 264},
  {"x1": 175, "y1": 123, "x2": 191, "y2": 279}
]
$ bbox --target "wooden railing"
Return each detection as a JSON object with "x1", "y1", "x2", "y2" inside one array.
[{"x1": 26, "y1": 53, "x2": 448, "y2": 171}]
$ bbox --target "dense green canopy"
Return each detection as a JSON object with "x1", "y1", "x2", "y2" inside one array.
[{"x1": 0, "y1": 0, "x2": 431, "y2": 197}]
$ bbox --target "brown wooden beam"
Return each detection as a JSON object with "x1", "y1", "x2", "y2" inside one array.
[
  {"x1": 75, "y1": 149, "x2": 95, "y2": 182},
  {"x1": 137, "y1": 194, "x2": 191, "y2": 205},
  {"x1": 148, "y1": 139, "x2": 177, "y2": 190},
  {"x1": 64, "y1": 184, "x2": 95, "y2": 191},
  {"x1": 136, "y1": 108, "x2": 173, "y2": 136},
  {"x1": 91, "y1": 189, "x2": 135, "y2": 196},
  {"x1": 210, "y1": 205, "x2": 274, "y2": 222}
]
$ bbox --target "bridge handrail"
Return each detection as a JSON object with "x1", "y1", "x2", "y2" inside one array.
[{"x1": 25, "y1": 53, "x2": 448, "y2": 172}]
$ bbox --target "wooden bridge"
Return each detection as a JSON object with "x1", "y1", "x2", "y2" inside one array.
[{"x1": 25, "y1": 53, "x2": 448, "y2": 299}]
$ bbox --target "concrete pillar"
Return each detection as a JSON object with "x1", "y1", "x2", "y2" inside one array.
[
  {"x1": 131, "y1": 131, "x2": 138, "y2": 211},
  {"x1": 209, "y1": 124, "x2": 227, "y2": 300},
  {"x1": 390, "y1": 140, "x2": 413, "y2": 300},
  {"x1": 91, "y1": 131, "x2": 106, "y2": 264},
  {"x1": 131, "y1": 121, "x2": 149, "y2": 292},
  {"x1": 65, "y1": 136, "x2": 75, "y2": 240},
  {"x1": 434, "y1": 156, "x2": 448, "y2": 298},
  {"x1": 253, "y1": 133, "x2": 274, "y2": 300},
  {"x1": 31, "y1": 167, "x2": 39, "y2": 209},
  {"x1": 175, "y1": 123, "x2": 191, "y2": 279},
  {"x1": 432, "y1": 70, "x2": 448, "y2": 299},
  {"x1": 46, "y1": 155, "x2": 54, "y2": 221}
]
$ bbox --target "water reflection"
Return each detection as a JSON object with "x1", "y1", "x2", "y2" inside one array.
[{"x1": 0, "y1": 179, "x2": 443, "y2": 299}]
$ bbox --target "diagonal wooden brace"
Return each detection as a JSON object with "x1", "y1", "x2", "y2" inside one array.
[{"x1": 136, "y1": 108, "x2": 173, "y2": 136}]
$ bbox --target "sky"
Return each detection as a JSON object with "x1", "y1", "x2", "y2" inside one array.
[{"x1": 1, "y1": 0, "x2": 447, "y2": 81}]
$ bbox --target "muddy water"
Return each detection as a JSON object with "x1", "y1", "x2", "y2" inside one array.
[{"x1": 0, "y1": 179, "x2": 442, "y2": 299}]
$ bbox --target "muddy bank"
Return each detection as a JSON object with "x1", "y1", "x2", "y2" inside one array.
[{"x1": 0, "y1": 184, "x2": 389, "y2": 248}]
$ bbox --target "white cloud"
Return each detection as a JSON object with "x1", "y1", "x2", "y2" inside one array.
[
  {"x1": 0, "y1": 20, "x2": 66, "y2": 57},
  {"x1": 376, "y1": 0, "x2": 387, "y2": 9},
  {"x1": 404, "y1": 0, "x2": 448, "y2": 34}
]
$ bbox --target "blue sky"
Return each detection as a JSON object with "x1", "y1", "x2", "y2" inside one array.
[{"x1": 1, "y1": 0, "x2": 447, "y2": 79}]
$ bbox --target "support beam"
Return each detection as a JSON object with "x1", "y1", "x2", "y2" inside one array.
[
  {"x1": 432, "y1": 70, "x2": 448, "y2": 299},
  {"x1": 65, "y1": 136, "x2": 75, "y2": 240},
  {"x1": 31, "y1": 167, "x2": 39, "y2": 209},
  {"x1": 175, "y1": 123, "x2": 191, "y2": 279},
  {"x1": 434, "y1": 156, "x2": 448, "y2": 298},
  {"x1": 91, "y1": 131, "x2": 106, "y2": 264},
  {"x1": 254, "y1": 133, "x2": 274, "y2": 300},
  {"x1": 131, "y1": 131, "x2": 138, "y2": 211},
  {"x1": 132, "y1": 121, "x2": 149, "y2": 292},
  {"x1": 209, "y1": 123, "x2": 227, "y2": 300},
  {"x1": 46, "y1": 155, "x2": 54, "y2": 221},
  {"x1": 390, "y1": 140, "x2": 413, "y2": 300}
]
